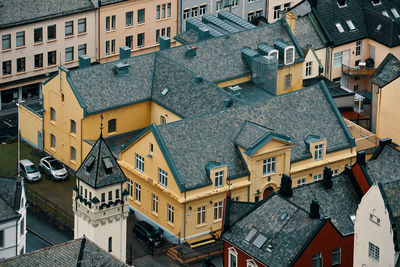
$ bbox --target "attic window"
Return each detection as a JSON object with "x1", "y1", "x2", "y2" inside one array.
[
  {"x1": 350, "y1": 214, "x2": 356, "y2": 224},
  {"x1": 280, "y1": 212, "x2": 288, "y2": 221},
  {"x1": 284, "y1": 47, "x2": 295, "y2": 65},
  {"x1": 268, "y1": 50, "x2": 279, "y2": 60},
  {"x1": 376, "y1": 24, "x2": 382, "y2": 31},
  {"x1": 346, "y1": 20, "x2": 356, "y2": 31},
  {"x1": 335, "y1": 23, "x2": 345, "y2": 33},
  {"x1": 391, "y1": 8, "x2": 399, "y2": 18},
  {"x1": 337, "y1": 0, "x2": 346, "y2": 8},
  {"x1": 86, "y1": 156, "x2": 95, "y2": 173},
  {"x1": 253, "y1": 234, "x2": 267, "y2": 248},
  {"x1": 103, "y1": 157, "x2": 113, "y2": 175},
  {"x1": 382, "y1": 10, "x2": 389, "y2": 17},
  {"x1": 371, "y1": 0, "x2": 381, "y2": 6},
  {"x1": 161, "y1": 87, "x2": 170, "y2": 96},
  {"x1": 244, "y1": 228, "x2": 257, "y2": 242}
]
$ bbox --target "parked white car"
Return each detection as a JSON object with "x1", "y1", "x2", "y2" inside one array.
[
  {"x1": 39, "y1": 156, "x2": 68, "y2": 180},
  {"x1": 19, "y1": 159, "x2": 41, "y2": 182}
]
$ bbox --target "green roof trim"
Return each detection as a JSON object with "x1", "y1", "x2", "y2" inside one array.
[
  {"x1": 42, "y1": 72, "x2": 58, "y2": 85},
  {"x1": 281, "y1": 17, "x2": 305, "y2": 59},
  {"x1": 307, "y1": 12, "x2": 328, "y2": 46},
  {"x1": 244, "y1": 133, "x2": 293, "y2": 156},
  {"x1": 310, "y1": 7, "x2": 333, "y2": 45},
  {"x1": 65, "y1": 71, "x2": 87, "y2": 115}
]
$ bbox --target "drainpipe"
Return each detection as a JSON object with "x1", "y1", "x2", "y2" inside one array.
[
  {"x1": 183, "y1": 191, "x2": 186, "y2": 242},
  {"x1": 97, "y1": 1, "x2": 101, "y2": 62},
  {"x1": 178, "y1": 0, "x2": 182, "y2": 33},
  {"x1": 15, "y1": 219, "x2": 18, "y2": 256}
]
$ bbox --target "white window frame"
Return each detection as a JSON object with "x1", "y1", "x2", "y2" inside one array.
[
  {"x1": 168, "y1": 204, "x2": 174, "y2": 224},
  {"x1": 314, "y1": 144, "x2": 323, "y2": 161},
  {"x1": 247, "y1": 259, "x2": 258, "y2": 267},
  {"x1": 152, "y1": 194, "x2": 158, "y2": 213},
  {"x1": 273, "y1": 5, "x2": 280, "y2": 20},
  {"x1": 199, "y1": 5, "x2": 207, "y2": 15},
  {"x1": 134, "y1": 183, "x2": 141, "y2": 202},
  {"x1": 158, "y1": 168, "x2": 168, "y2": 187},
  {"x1": 335, "y1": 23, "x2": 344, "y2": 33},
  {"x1": 297, "y1": 178, "x2": 306, "y2": 186},
  {"x1": 346, "y1": 20, "x2": 355, "y2": 31},
  {"x1": 183, "y1": 9, "x2": 190, "y2": 20},
  {"x1": 247, "y1": 11, "x2": 255, "y2": 22},
  {"x1": 135, "y1": 153, "x2": 144, "y2": 172},
  {"x1": 228, "y1": 247, "x2": 238, "y2": 267},
  {"x1": 215, "y1": 170, "x2": 224, "y2": 188},
  {"x1": 216, "y1": 0, "x2": 223, "y2": 11},
  {"x1": 128, "y1": 179, "x2": 133, "y2": 197},
  {"x1": 306, "y1": 61, "x2": 312, "y2": 76},
  {"x1": 214, "y1": 201, "x2": 223, "y2": 220},
  {"x1": 284, "y1": 46, "x2": 295, "y2": 65},
  {"x1": 368, "y1": 242, "x2": 380, "y2": 261},
  {"x1": 263, "y1": 157, "x2": 276, "y2": 175},
  {"x1": 355, "y1": 40, "x2": 362, "y2": 56},
  {"x1": 197, "y1": 206, "x2": 206, "y2": 225},
  {"x1": 334, "y1": 51, "x2": 343, "y2": 68},
  {"x1": 391, "y1": 8, "x2": 399, "y2": 18},
  {"x1": 313, "y1": 174, "x2": 322, "y2": 181}
]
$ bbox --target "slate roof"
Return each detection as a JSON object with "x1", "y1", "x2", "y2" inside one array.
[
  {"x1": 0, "y1": 177, "x2": 21, "y2": 223},
  {"x1": 76, "y1": 134, "x2": 127, "y2": 189},
  {"x1": 223, "y1": 193, "x2": 324, "y2": 266},
  {"x1": 162, "y1": 20, "x2": 303, "y2": 83},
  {"x1": 365, "y1": 152, "x2": 400, "y2": 184},
  {"x1": 290, "y1": 173, "x2": 360, "y2": 236},
  {"x1": 227, "y1": 201, "x2": 256, "y2": 228},
  {"x1": 99, "y1": 0, "x2": 128, "y2": 6},
  {"x1": 0, "y1": 0, "x2": 96, "y2": 30},
  {"x1": 0, "y1": 237, "x2": 128, "y2": 267},
  {"x1": 379, "y1": 180, "x2": 400, "y2": 249},
  {"x1": 372, "y1": 53, "x2": 400, "y2": 87},
  {"x1": 303, "y1": 77, "x2": 354, "y2": 97},
  {"x1": 153, "y1": 81, "x2": 355, "y2": 191}
]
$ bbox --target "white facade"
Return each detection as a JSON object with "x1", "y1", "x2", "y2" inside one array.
[
  {"x1": 73, "y1": 181, "x2": 128, "y2": 262},
  {"x1": 354, "y1": 184, "x2": 397, "y2": 266}
]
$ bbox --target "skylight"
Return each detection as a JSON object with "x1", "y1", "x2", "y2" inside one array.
[
  {"x1": 161, "y1": 87, "x2": 170, "y2": 96},
  {"x1": 244, "y1": 228, "x2": 257, "y2": 242},
  {"x1": 280, "y1": 212, "x2": 288, "y2": 221},
  {"x1": 253, "y1": 234, "x2": 267, "y2": 248},
  {"x1": 346, "y1": 20, "x2": 356, "y2": 31},
  {"x1": 335, "y1": 23, "x2": 345, "y2": 33},
  {"x1": 382, "y1": 10, "x2": 389, "y2": 17},
  {"x1": 371, "y1": 0, "x2": 381, "y2": 6},
  {"x1": 391, "y1": 8, "x2": 400, "y2": 18},
  {"x1": 376, "y1": 24, "x2": 382, "y2": 31}
]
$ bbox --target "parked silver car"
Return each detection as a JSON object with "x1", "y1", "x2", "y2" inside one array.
[
  {"x1": 19, "y1": 159, "x2": 41, "y2": 182},
  {"x1": 39, "y1": 156, "x2": 68, "y2": 180}
]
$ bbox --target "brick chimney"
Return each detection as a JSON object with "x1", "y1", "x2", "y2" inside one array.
[
  {"x1": 222, "y1": 190, "x2": 232, "y2": 232},
  {"x1": 278, "y1": 174, "x2": 292, "y2": 198},
  {"x1": 356, "y1": 151, "x2": 366, "y2": 166},
  {"x1": 309, "y1": 200, "x2": 320, "y2": 219},
  {"x1": 323, "y1": 166, "x2": 333, "y2": 189},
  {"x1": 286, "y1": 12, "x2": 296, "y2": 35}
]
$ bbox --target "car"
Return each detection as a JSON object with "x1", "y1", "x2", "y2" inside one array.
[
  {"x1": 39, "y1": 156, "x2": 68, "y2": 180},
  {"x1": 133, "y1": 221, "x2": 163, "y2": 247},
  {"x1": 18, "y1": 159, "x2": 41, "y2": 182}
]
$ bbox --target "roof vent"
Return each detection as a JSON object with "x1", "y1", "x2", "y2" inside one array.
[
  {"x1": 161, "y1": 87, "x2": 170, "y2": 96},
  {"x1": 378, "y1": 138, "x2": 392, "y2": 147},
  {"x1": 224, "y1": 98, "x2": 232, "y2": 108},
  {"x1": 186, "y1": 46, "x2": 198, "y2": 58},
  {"x1": 309, "y1": 200, "x2": 320, "y2": 219},
  {"x1": 198, "y1": 27, "x2": 210, "y2": 41},
  {"x1": 278, "y1": 174, "x2": 292, "y2": 198},
  {"x1": 323, "y1": 166, "x2": 333, "y2": 189},
  {"x1": 228, "y1": 85, "x2": 242, "y2": 92},
  {"x1": 266, "y1": 244, "x2": 273, "y2": 252},
  {"x1": 119, "y1": 46, "x2": 131, "y2": 60},
  {"x1": 79, "y1": 55, "x2": 91, "y2": 69},
  {"x1": 194, "y1": 75, "x2": 203, "y2": 84},
  {"x1": 114, "y1": 62, "x2": 130, "y2": 77},
  {"x1": 160, "y1": 36, "x2": 171, "y2": 51}
]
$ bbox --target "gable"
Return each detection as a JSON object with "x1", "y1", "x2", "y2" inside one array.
[{"x1": 251, "y1": 138, "x2": 293, "y2": 158}]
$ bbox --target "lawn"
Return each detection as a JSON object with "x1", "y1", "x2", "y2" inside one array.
[{"x1": 0, "y1": 141, "x2": 74, "y2": 217}]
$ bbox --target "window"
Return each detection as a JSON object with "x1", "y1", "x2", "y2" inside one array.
[
  {"x1": 111, "y1": 15, "x2": 116, "y2": 30},
  {"x1": 34, "y1": 28, "x2": 43, "y2": 43},
  {"x1": 108, "y1": 191, "x2": 112, "y2": 200},
  {"x1": 128, "y1": 179, "x2": 133, "y2": 196},
  {"x1": 335, "y1": 23, "x2": 344, "y2": 33},
  {"x1": 17, "y1": 57, "x2": 25, "y2": 73},
  {"x1": 65, "y1": 47, "x2": 74, "y2": 62},
  {"x1": 228, "y1": 247, "x2": 238, "y2": 267},
  {"x1": 162, "y1": 4, "x2": 166, "y2": 18},
  {"x1": 333, "y1": 51, "x2": 343, "y2": 68},
  {"x1": 106, "y1": 16, "x2": 110, "y2": 31},
  {"x1": 355, "y1": 40, "x2": 362, "y2": 56},
  {"x1": 167, "y1": 3, "x2": 171, "y2": 17},
  {"x1": 263, "y1": 157, "x2": 276, "y2": 175},
  {"x1": 314, "y1": 144, "x2": 323, "y2": 160},
  {"x1": 115, "y1": 189, "x2": 119, "y2": 199},
  {"x1": 256, "y1": 10, "x2": 263, "y2": 16},
  {"x1": 20, "y1": 218, "x2": 24, "y2": 236},
  {"x1": 50, "y1": 107, "x2": 56, "y2": 121},
  {"x1": 215, "y1": 171, "x2": 224, "y2": 188},
  {"x1": 34, "y1": 54, "x2": 43, "y2": 69},
  {"x1": 157, "y1": 5, "x2": 161, "y2": 19},
  {"x1": 233, "y1": 196, "x2": 240, "y2": 201},
  {"x1": 78, "y1": 44, "x2": 86, "y2": 56},
  {"x1": 248, "y1": 0, "x2": 254, "y2": 3},
  {"x1": 306, "y1": 61, "x2": 312, "y2": 76},
  {"x1": 50, "y1": 134, "x2": 56, "y2": 149},
  {"x1": 369, "y1": 242, "x2": 379, "y2": 261},
  {"x1": 167, "y1": 27, "x2": 171, "y2": 37},
  {"x1": 48, "y1": 51, "x2": 57, "y2": 66},
  {"x1": 200, "y1": 5, "x2": 206, "y2": 15},
  {"x1": 346, "y1": 20, "x2": 355, "y2": 31},
  {"x1": 216, "y1": 0, "x2": 223, "y2": 11},
  {"x1": 152, "y1": 194, "x2": 158, "y2": 213},
  {"x1": 78, "y1": 18, "x2": 86, "y2": 33},
  {"x1": 192, "y1": 6, "x2": 198, "y2": 17},
  {"x1": 65, "y1": 21, "x2": 73, "y2": 36},
  {"x1": 168, "y1": 204, "x2": 174, "y2": 223},
  {"x1": 101, "y1": 193, "x2": 105, "y2": 202},
  {"x1": 313, "y1": 174, "x2": 322, "y2": 181},
  {"x1": 369, "y1": 213, "x2": 380, "y2": 225},
  {"x1": 297, "y1": 178, "x2": 306, "y2": 186},
  {"x1": 332, "y1": 248, "x2": 341, "y2": 265},
  {"x1": 48, "y1": 25, "x2": 56, "y2": 40},
  {"x1": 333, "y1": 169, "x2": 339, "y2": 176},
  {"x1": 108, "y1": 237, "x2": 112, "y2": 252},
  {"x1": 89, "y1": 192, "x2": 92, "y2": 200},
  {"x1": 135, "y1": 183, "x2": 141, "y2": 202},
  {"x1": 126, "y1": 11, "x2": 133, "y2": 26},
  {"x1": 284, "y1": 74, "x2": 292, "y2": 89},
  {"x1": 137, "y1": 33, "x2": 145, "y2": 48},
  {"x1": 232, "y1": 0, "x2": 238, "y2": 7},
  {"x1": 248, "y1": 12, "x2": 255, "y2": 22},
  {"x1": 183, "y1": 9, "x2": 190, "y2": 19},
  {"x1": 214, "y1": 201, "x2": 223, "y2": 220},
  {"x1": 2, "y1": 34, "x2": 11, "y2": 50},
  {"x1": 161, "y1": 28, "x2": 165, "y2": 37},
  {"x1": 273, "y1": 5, "x2": 280, "y2": 20},
  {"x1": 156, "y1": 29, "x2": 160, "y2": 44},
  {"x1": 150, "y1": 143, "x2": 153, "y2": 153},
  {"x1": 285, "y1": 47, "x2": 294, "y2": 65},
  {"x1": 136, "y1": 154, "x2": 144, "y2": 172},
  {"x1": 197, "y1": 206, "x2": 206, "y2": 225},
  {"x1": 84, "y1": 189, "x2": 87, "y2": 198},
  {"x1": 126, "y1": 35, "x2": 133, "y2": 49},
  {"x1": 283, "y1": 3, "x2": 291, "y2": 11},
  {"x1": 108, "y1": 119, "x2": 116, "y2": 132},
  {"x1": 372, "y1": 0, "x2": 381, "y2": 5},
  {"x1": 159, "y1": 168, "x2": 168, "y2": 187},
  {"x1": 111, "y1": 39, "x2": 115, "y2": 54},
  {"x1": 71, "y1": 147, "x2": 76, "y2": 161},
  {"x1": 106, "y1": 40, "x2": 110, "y2": 55},
  {"x1": 138, "y1": 9, "x2": 145, "y2": 24},
  {"x1": 70, "y1": 120, "x2": 77, "y2": 135},
  {"x1": 391, "y1": 8, "x2": 399, "y2": 18},
  {"x1": 312, "y1": 253, "x2": 322, "y2": 267},
  {"x1": 2, "y1": 61, "x2": 11, "y2": 76},
  {"x1": 16, "y1": 31, "x2": 25, "y2": 47}
]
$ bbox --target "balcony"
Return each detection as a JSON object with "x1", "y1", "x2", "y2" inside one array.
[{"x1": 342, "y1": 64, "x2": 376, "y2": 76}]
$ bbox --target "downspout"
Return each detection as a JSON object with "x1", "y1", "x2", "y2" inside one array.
[
  {"x1": 183, "y1": 191, "x2": 186, "y2": 242},
  {"x1": 97, "y1": 1, "x2": 101, "y2": 62},
  {"x1": 178, "y1": 0, "x2": 182, "y2": 33},
  {"x1": 15, "y1": 219, "x2": 18, "y2": 255}
]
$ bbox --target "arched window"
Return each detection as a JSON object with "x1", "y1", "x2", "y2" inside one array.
[
  {"x1": 70, "y1": 120, "x2": 76, "y2": 134},
  {"x1": 50, "y1": 134, "x2": 56, "y2": 149},
  {"x1": 108, "y1": 237, "x2": 112, "y2": 252},
  {"x1": 70, "y1": 146, "x2": 76, "y2": 161},
  {"x1": 50, "y1": 108, "x2": 56, "y2": 122},
  {"x1": 108, "y1": 119, "x2": 116, "y2": 133}
]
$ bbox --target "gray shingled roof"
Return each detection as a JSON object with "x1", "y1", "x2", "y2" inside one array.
[
  {"x1": 0, "y1": 0, "x2": 95, "y2": 29},
  {"x1": 227, "y1": 201, "x2": 256, "y2": 227},
  {"x1": 161, "y1": 20, "x2": 302, "y2": 83},
  {"x1": 223, "y1": 194, "x2": 323, "y2": 266},
  {"x1": 0, "y1": 237, "x2": 128, "y2": 267},
  {"x1": 76, "y1": 135, "x2": 127, "y2": 189},
  {"x1": 292, "y1": 12, "x2": 326, "y2": 50},
  {"x1": 155, "y1": 81, "x2": 354, "y2": 191},
  {"x1": 290, "y1": 173, "x2": 360, "y2": 236},
  {"x1": 234, "y1": 121, "x2": 274, "y2": 150},
  {"x1": 372, "y1": 54, "x2": 400, "y2": 87},
  {"x1": 365, "y1": 153, "x2": 400, "y2": 184},
  {"x1": 0, "y1": 177, "x2": 21, "y2": 210},
  {"x1": 380, "y1": 180, "x2": 400, "y2": 249},
  {"x1": 0, "y1": 197, "x2": 19, "y2": 223}
]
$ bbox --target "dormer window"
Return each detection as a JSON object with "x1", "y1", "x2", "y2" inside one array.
[
  {"x1": 371, "y1": 0, "x2": 381, "y2": 6},
  {"x1": 263, "y1": 157, "x2": 276, "y2": 175},
  {"x1": 337, "y1": 0, "x2": 346, "y2": 8},
  {"x1": 346, "y1": 20, "x2": 356, "y2": 31},
  {"x1": 314, "y1": 144, "x2": 323, "y2": 161},
  {"x1": 86, "y1": 156, "x2": 95, "y2": 173},
  {"x1": 268, "y1": 50, "x2": 279, "y2": 60},
  {"x1": 103, "y1": 157, "x2": 113, "y2": 175},
  {"x1": 382, "y1": 10, "x2": 389, "y2": 17},
  {"x1": 284, "y1": 46, "x2": 295, "y2": 65},
  {"x1": 391, "y1": 8, "x2": 399, "y2": 18},
  {"x1": 215, "y1": 170, "x2": 224, "y2": 188},
  {"x1": 335, "y1": 23, "x2": 345, "y2": 33}
]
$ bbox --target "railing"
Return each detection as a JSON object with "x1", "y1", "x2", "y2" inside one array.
[{"x1": 342, "y1": 64, "x2": 375, "y2": 76}]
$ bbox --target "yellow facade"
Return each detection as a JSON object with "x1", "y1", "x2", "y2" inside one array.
[
  {"x1": 19, "y1": 105, "x2": 43, "y2": 149},
  {"x1": 276, "y1": 63, "x2": 304, "y2": 95}
]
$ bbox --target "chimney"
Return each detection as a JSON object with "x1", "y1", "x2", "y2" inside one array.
[
  {"x1": 222, "y1": 190, "x2": 232, "y2": 232},
  {"x1": 114, "y1": 62, "x2": 130, "y2": 77},
  {"x1": 379, "y1": 138, "x2": 392, "y2": 148},
  {"x1": 309, "y1": 0, "x2": 317, "y2": 8},
  {"x1": 278, "y1": 174, "x2": 292, "y2": 198},
  {"x1": 119, "y1": 46, "x2": 131, "y2": 60},
  {"x1": 160, "y1": 36, "x2": 171, "y2": 51},
  {"x1": 194, "y1": 75, "x2": 203, "y2": 84},
  {"x1": 309, "y1": 200, "x2": 320, "y2": 219},
  {"x1": 224, "y1": 99, "x2": 232, "y2": 108},
  {"x1": 356, "y1": 151, "x2": 366, "y2": 166},
  {"x1": 197, "y1": 27, "x2": 210, "y2": 41},
  {"x1": 186, "y1": 46, "x2": 197, "y2": 58},
  {"x1": 286, "y1": 12, "x2": 296, "y2": 35},
  {"x1": 323, "y1": 166, "x2": 333, "y2": 189},
  {"x1": 78, "y1": 55, "x2": 91, "y2": 69}
]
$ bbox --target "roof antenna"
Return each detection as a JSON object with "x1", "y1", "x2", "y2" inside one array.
[{"x1": 100, "y1": 114, "x2": 103, "y2": 137}]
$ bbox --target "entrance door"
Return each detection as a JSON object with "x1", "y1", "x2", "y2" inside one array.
[{"x1": 263, "y1": 187, "x2": 274, "y2": 199}]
